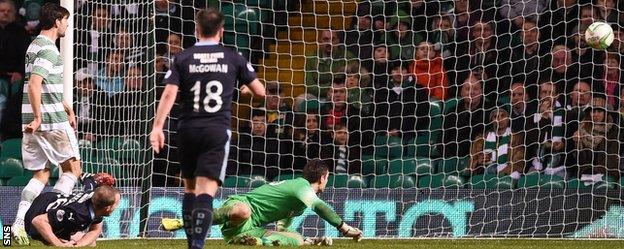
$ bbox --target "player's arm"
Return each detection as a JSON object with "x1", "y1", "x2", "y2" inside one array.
[
  {"x1": 62, "y1": 100, "x2": 77, "y2": 130},
  {"x1": 240, "y1": 79, "x2": 266, "y2": 98},
  {"x1": 73, "y1": 222, "x2": 103, "y2": 247},
  {"x1": 150, "y1": 84, "x2": 179, "y2": 153},
  {"x1": 295, "y1": 188, "x2": 362, "y2": 239},
  {"x1": 31, "y1": 214, "x2": 73, "y2": 247},
  {"x1": 24, "y1": 74, "x2": 43, "y2": 133}
]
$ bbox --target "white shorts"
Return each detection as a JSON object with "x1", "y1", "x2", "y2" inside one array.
[{"x1": 22, "y1": 123, "x2": 80, "y2": 171}]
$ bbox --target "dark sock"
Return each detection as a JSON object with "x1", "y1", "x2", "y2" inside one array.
[
  {"x1": 191, "y1": 194, "x2": 214, "y2": 249},
  {"x1": 182, "y1": 193, "x2": 195, "y2": 248}
]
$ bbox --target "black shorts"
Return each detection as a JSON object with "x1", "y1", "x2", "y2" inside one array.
[
  {"x1": 178, "y1": 126, "x2": 231, "y2": 184},
  {"x1": 24, "y1": 192, "x2": 59, "y2": 240}
]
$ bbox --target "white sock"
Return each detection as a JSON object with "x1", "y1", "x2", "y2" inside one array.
[
  {"x1": 15, "y1": 178, "x2": 46, "y2": 227},
  {"x1": 53, "y1": 173, "x2": 78, "y2": 195}
]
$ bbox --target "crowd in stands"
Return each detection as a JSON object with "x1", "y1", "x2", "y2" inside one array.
[{"x1": 1, "y1": 0, "x2": 624, "y2": 187}]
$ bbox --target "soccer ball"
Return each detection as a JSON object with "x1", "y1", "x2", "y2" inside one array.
[{"x1": 585, "y1": 22, "x2": 614, "y2": 50}]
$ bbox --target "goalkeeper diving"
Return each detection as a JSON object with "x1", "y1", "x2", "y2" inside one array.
[{"x1": 162, "y1": 159, "x2": 363, "y2": 246}]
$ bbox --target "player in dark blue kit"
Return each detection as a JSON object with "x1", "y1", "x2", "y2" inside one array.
[
  {"x1": 24, "y1": 186, "x2": 121, "y2": 247},
  {"x1": 150, "y1": 8, "x2": 265, "y2": 249}
]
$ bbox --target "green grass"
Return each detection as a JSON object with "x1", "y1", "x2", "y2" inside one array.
[{"x1": 11, "y1": 239, "x2": 624, "y2": 249}]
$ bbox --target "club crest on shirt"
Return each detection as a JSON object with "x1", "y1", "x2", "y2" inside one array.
[{"x1": 56, "y1": 209, "x2": 65, "y2": 221}]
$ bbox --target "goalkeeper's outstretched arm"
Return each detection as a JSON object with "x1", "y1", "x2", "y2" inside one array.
[{"x1": 308, "y1": 198, "x2": 362, "y2": 240}]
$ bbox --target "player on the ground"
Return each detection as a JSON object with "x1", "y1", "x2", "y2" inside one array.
[
  {"x1": 12, "y1": 3, "x2": 84, "y2": 245},
  {"x1": 150, "y1": 7, "x2": 265, "y2": 249},
  {"x1": 24, "y1": 185, "x2": 121, "y2": 247},
  {"x1": 162, "y1": 159, "x2": 363, "y2": 246}
]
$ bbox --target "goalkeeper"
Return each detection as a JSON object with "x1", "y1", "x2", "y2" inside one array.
[{"x1": 162, "y1": 159, "x2": 362, "y2": 246}]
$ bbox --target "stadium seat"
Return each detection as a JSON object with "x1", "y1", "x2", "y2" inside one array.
[
  {"x1": 275, "y1": 173, "x2": 302, "y2": 181},
  {"x1": 437, "y1": 156, "x2": 470, "y2": 174},
  {"x1": 327, "y1": 174, "x2": 348, "y2": 188},
  {"x1": 6, "y1": 175, "x2": 32, "y2": 186},
  {"x1": 371, "y1": 175, "x2": 415, "y2": 189},
  {"x1": 387, "y1": 159, "x2": 417, "y2": 175},
  {"x1": 223, "y1": 176, "x2": 251, "y2": 188},
  {"x1": 373, "y1": 135, "x2": 403, "y2": 159},
  {"x1": 360, "y1": 155, "x2": 387, "y2": 175},
  {"x1": 95, "y1": 138, "x2": 124, "y2": 159},
  {"x1": 1, "y1": 138, "x2": 22, "y2": 159},
  {"x1": 346, "y1": 175, "x2": 367, "y2": 188},
  {"x1": 221, "y1": 2, "x2": 261, "y2": 59},
  {"x1": 567, "y1": 176, "x2": 616, "y2": 190},
  {"x1": 566, "y1": 178, "x2": 592, "y2": 189},
  {"x1": 469, "y1": 174, "x2": 515, "y2": 189},
  {"x1": 418, "y1": 174, "x2": 464, "y2": 189},
  {"x1": 404, "y1": 132, "x2": 433, "y2": 158},
  {"x1": 414, "y1": 158, "x2": 435, "y2": 175},
  {"x1": 517, "y1": 173, "x2": 565, "y2": 189},
  {"x1": 118, "y1": 138, "x2": 143, "y2": 163},
  {"x1": 0, "y1": 158, "x2": 23, "y2": 179},
  {"x1": 78, "y1": 139, "x2": 94, "y2": 162},
  {"x1": 443, "y1": 98, "x2": 459, "y2": 114},
  {"x1": 249, "y1": 176, "x2": 267, "y2": 187},
  {"x1": 428, "y1": 101, "x2": 443, "y2": 150}
]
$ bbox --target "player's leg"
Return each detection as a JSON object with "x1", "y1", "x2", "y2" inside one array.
[
  {"x1": 13, "y1": 132, "x2": 52, "y2": 245},
  {"x1": 188, "y1": 128, "x2": 231, "y2": 249},
  {"x1": 49, "y1": 127, "x2": 82, "y2": 195},
  {"x1": 181, "y1": 177, "x2": 196, "y2": 247}
]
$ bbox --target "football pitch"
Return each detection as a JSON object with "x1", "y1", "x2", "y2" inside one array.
[{"x1": 12, "y1": 239, "x2": 624, "y2": 248}]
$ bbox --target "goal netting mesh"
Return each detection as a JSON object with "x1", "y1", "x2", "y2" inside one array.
[{"x1": 70, "y1": 0, "x2": 624, "y2": 239}]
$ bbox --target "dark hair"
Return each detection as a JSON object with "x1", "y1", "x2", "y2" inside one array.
[
  {"x1": 92, "y1": 186, "x2": 119, "y2": 209},
  {"x1": 303, "y1": 159, "x2": 329, "y2": 183},
  {"x1": 39, "y1": 3, "x2": 70, "y2": 30},
  {"x1": 195, "y1": 8, "x2": 224, "y2": 37},
  {"x1": 250, "y1": 108, "x2": 266, "y2": 118}
]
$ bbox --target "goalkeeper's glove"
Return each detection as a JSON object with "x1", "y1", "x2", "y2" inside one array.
[{"x1": 338, "y1": 222, "x2": 362, "y2": 241}]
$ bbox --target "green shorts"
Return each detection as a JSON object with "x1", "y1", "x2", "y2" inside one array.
[{"x1": 220, "y1": 195, "x2": 267, "y2": 243}]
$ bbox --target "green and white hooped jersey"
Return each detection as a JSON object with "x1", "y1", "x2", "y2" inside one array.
[{"x1": 22, "y1": 35, "x2": 69, "y2": 131}]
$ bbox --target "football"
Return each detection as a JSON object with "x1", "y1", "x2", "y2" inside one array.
[{"x1": 585, "y1": 22, "x2": 614, "y2": 50}]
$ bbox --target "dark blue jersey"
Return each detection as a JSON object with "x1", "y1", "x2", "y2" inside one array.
[
  {"x1": 164, "y1": 41, "x2": 256, "y2": 129},
  {"x1": 25, "y1": 191, "x2": 103, "y2": 240}
]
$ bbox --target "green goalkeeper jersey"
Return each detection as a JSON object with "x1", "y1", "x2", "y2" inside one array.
[{"x1": 230, "y1": 177, "x2": 343, "y2": 228}]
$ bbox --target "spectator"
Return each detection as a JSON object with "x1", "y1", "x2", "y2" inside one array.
[
  {"x1": 539, "y1": 81, "x2": 565, "y2": 109},
  {"x1": 263, "y1": 82, "x2": 294, "y2": 138},
  {"x1": 155, "y1": 0, "x2": 181, "y2": 47},
  {"x1": 609, "y1": 28, "x2": 624, "y2": 54},
  {"x1": 430, "y1": 15, "x2": 456, "y2": 60},
  {"x1": 228, "y1": 109, "x2": 280, "y2": 178},
  {"x1": 408, "y1": 41, "x2": 449, "y2": 100},
  {"x1": 290, "y1": 113, "x2": 328, "y2": 172},
  {"x1": 508, "y1": 82, "x2": 537, "y2": 133},
  {"x1": 539, "y1": 0, "x2": 579, "y2": 47},
  {"x1": 569, "y1": 25, "x2": 605, "y2": 82},
  {"x1": 166, "y1": 33, "x2": 183, "y2": 60},
  {"x1": 111, "y1": 66, "x2": 149, "y2": 138},
  {"x1": 113, "y1": 28, "x2": 144, "y2": 64},
  {"x1": 597, "y1": 53, "x2": 623, "y2": 109},
  {"x1": 469, "y1": 108, "x2": 525, "y2": 179},
  {"x1": 321, "y1": 123, "x2": 361, "y2": 174},
  {"x1": 546, "y1": 45, "x2": 578, "y2": 95},
  {"x1": 361, "y1": 43, "x2": 390, "y2": 87},
  {"x1": 373, "y1": 62, "x2": 429, "y2": 145},
  {"x1": 382, "y1": 12, "x2": 423, "y2": 61},
  {"x1": 525, "y1": 94, "x2": 566, "y2": 177},
  {"x1": 596, "y1": 0, "x2": 618, "y2": 23},
  {"x1": 507, "y1": 20, "x2": 548, "y2": 91},
  {"x1": 304, "y1": 30, "x2": 355, "y2": 99},
  {"x1": 0, "y1": 0, "x2": 29, "y2": 84},
  {"x1": 579, "y1": 5, "x2": 598, "y2": 28},
  {"x1": 345, "y1": 6, "x2": 375, "y2": 60},
  {"x1": 499, "y1": 0, "x2": 548, "y2": 29},
  {"x1": 320, "y1": 77, "x2": 363, "y2": 137},
  {"x1": 95, "y1": 51, "x2": 125, "y2": 97},
  {"x1": 75, "y1": 4, "x2": 113, "y2": 69},
  {"x1": 571, "y1": 97, "x2": 620, "y2": 181},
  {"x1": 341, "y1": 63, "x2": 373, "y2": 116},
  {"x1": 566, "y1": 81, "x2": 592, "y2": 111},
  {"x1": 449, "y1": 0, "x2": 471, "y2": 43},
  {"x1": 442, "y1": 73, "x2": 495, "y2": 157},
  {"x1": 74, "y1": 68, "x2": 106, "y2": 142}
]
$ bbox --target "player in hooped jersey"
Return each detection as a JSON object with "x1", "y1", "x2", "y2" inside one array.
[{"x1": 150, "y1": 8, "x2": 265, "y2": 249}]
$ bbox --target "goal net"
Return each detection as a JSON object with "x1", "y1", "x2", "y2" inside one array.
[{"x1": 69, "y1": 0, "x2": 624, "y2": 239}]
